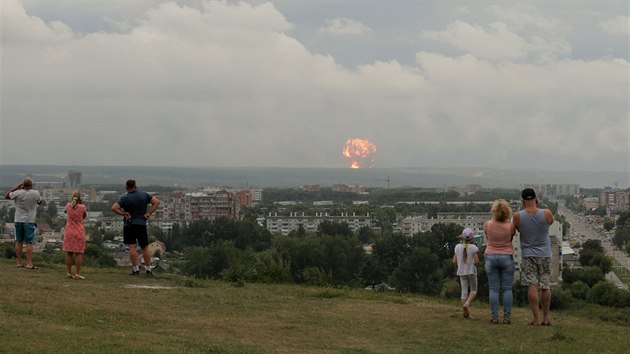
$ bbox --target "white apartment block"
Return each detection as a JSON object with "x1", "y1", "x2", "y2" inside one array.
[
  {"x1": 400, "y1": 212, "x2": 489, "y2": 237},
  {"x1": 265, "y1": 212, "x2": 371, "y2": 235}
]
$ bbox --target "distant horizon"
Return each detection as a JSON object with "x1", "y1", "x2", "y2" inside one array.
[{"x1": 1, "y1": 164, "x2": 627, "y2": 189}]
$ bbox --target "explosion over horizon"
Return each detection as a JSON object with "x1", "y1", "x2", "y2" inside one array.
[{"x1": 342, "y1": 138, "x2": 377, "y2": 169}]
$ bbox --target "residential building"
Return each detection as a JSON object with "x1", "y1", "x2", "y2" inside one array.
[
  {"x1": 400, "y1": 212, "x2": 489, "y2": 237},
  {"x1": 265, "y1": 212, "x2": 371, "y2": 235},
  {"x1": 332, "y1": 184, "x2": 366, "y2": 194},
  {"x1": 151, "y1": 189, "x2": 241, "y2": 231},
  {"x1": 599, "y1": 187, "x2": 617, "y2": 208}
]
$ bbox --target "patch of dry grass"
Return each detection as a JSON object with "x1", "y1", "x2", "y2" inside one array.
[{"x1": 0, "y1": 259, "x2": 628, "y2": 353}]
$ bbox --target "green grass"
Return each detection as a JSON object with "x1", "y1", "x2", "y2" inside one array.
[{"x1": 1, "y1": 259, "x2": 629, "y2": 353}]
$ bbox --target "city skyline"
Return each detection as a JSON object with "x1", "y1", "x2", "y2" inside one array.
[{"x1": 1, "y1": 1, "x2": 628, "y2": 171}]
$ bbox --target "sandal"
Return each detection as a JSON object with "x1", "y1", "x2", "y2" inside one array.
[
  {"x1": 503, "y1": 317, "x2": 511, "y2": 325},
  {"x1": 17, "y1": 264, "x2": 25, "y2": 268},
  {"x1": 67, "y1": 273, "x2": 74, "y2": 279},
  {"x1": 528, "y1": 320, "x2": 540, "y2": 326},
  {"x1": 490, "y1": 317, "x2": 499, "y2": 324},
  {"x1": 541, "y1": 321, "x2": 551, "y2": 326},
  {"x1": 25, "y1": 265, "x2": 38, "y2": 270},
  {"x1": 74, "y1": 274, "x2": 85, "y2": 280}
]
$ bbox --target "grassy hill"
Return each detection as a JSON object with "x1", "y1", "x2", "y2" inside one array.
[{"x1": 1, "y1": 259, "x2": 628, "y2": 353}]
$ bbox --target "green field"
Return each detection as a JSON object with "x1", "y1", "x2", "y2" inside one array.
[{"x1": 1, "y1": 259, "x2": 628, "y2": 353}]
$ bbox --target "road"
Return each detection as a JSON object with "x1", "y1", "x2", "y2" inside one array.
[{"x1": 558, "y1": 201, "x2": 629, "y2": 290}]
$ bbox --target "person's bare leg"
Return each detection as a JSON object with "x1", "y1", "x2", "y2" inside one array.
[
  {"x1": 66, "y1": 252, "x2": 74, "y2": 275},
  {"x1": 129, "y1": 244, "x2": 138, "y2": 267},
  {"x1": 25, "y1": 243, "x2": 33, "y2": 268},
  {"x1": 76, "y1": 254, "x2": 83, "y2": 276},
  {"x1": 541, "y1": 288, "x2": 551, "y2": 324},
  {"x1": 16, "y1": 242, "x2": 23, "y2": 266},
  {"x1": 528, "y1": 284, "x2": 540, "y2": 325}
]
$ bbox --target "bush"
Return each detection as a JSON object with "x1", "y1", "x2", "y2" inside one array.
[
  {"x1": 440, "y1": 279, "x2": 461, "y2": 299},
  {"x1": 252, "y1": 249, "x2": 292, "y2": 283},
  {"x1": 588, "y1": 281, "x2": 630, "y2": 308},
  {"x1": 550, "y1": 286, "x2": 574, "y2": 310},
  {"x1": 568, "y1": 281, "x2": 589, "y2": 300},
  {"x1": 1, "y1": 243, "x2": 17, "y2": 259},
  {"x1": 562, "y1": 266, "x2": 604, "y2": 287},
  {"x1": 589, "y1": 253, "x2": 613, "y2": 274},
  {"x1": 302, "y1": 267, "x2": 331, "y2": 287}
]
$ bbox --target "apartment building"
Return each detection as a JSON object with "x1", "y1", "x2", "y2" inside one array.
[
  {"x1": 599, "y1": 188, "x2": 617, "y2": 208},
  {"x1": 153, "y1": 189, "x2": 240, "y2": 225},
  {"x1": 265, "y1": 212, "x2": 371, "y2": 235},
  {"x1": 400, "y1": 212, "x2": 489, "y2": 237},
  {"x1": 598, "y1": 188, "x2": 630, "y2": 211}
]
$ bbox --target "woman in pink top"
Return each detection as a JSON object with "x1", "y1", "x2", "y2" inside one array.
[
  {"x1": 484, "y1": 199, "x2": 516, "y2": 324},
  {"x1": 63, "y1": 191, "x2": 87, "y2": 279}
]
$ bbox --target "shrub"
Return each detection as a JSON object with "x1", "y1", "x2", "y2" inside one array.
[
  {"x1": 589, "y1": 253, "x2": 613, "y2": 274},
  {"x1": 550, "y1": 286, "x2": 574, "y2": 310},
  {"x1": 1, "y1": 243, "x2": 16, "y2": 259},
  {"x1": 562, "y1": 266, "x2": 604, "y2": 287},
  {"x1": 440, "y1": 279, "x2": 461, "y2": 299},
  {"x1": 588, "y1": 281, "x2": 629, "y2": 308},
  {"x1": 302, "y1": 267, "x2": 331, "y2": 287},
  {"x1": 569, "y1": 281, "x2": 589, "y2": 300},
  {"x1": 252, "y1": 249, "x2": 292, "y2": 283}
]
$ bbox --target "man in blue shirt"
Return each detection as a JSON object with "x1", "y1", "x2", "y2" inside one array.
[{"x1": 112, "y1": 179, "x2": 160, "y2": 277}]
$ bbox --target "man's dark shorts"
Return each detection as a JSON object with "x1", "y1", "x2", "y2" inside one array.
[
  {"x1": 14, "y1": 222, "x2": 37, "y2": 243},
  {"x1": 123, "y1": 225, "x2": 149, "y2": 248}
]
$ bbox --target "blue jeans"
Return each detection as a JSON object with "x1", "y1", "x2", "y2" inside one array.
[{"x1": 485, "y1": 254, "x2": 515, "y2": 318}]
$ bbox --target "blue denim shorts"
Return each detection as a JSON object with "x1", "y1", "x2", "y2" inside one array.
[{"x1": 14, "y1": 222, "x2": 37, "y2": 243}]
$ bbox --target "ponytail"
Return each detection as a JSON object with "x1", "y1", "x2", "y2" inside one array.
[{"x1": 462, "y1": 241, "x2": 469, "y2": 264}]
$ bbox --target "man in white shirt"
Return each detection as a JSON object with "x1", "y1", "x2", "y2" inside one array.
[{"x1": 5, "y1": 178, "x2": 42, "y2": 269}]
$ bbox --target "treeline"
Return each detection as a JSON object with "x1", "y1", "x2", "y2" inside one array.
[
  {"x1": 157, "y1": 217, "x2": 630, "y2": 312},
  {"x1": 160, "y1": 218, "x2": 463, "y2": 293}
]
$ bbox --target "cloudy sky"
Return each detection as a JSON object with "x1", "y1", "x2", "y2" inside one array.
[{"x1": 1, "y1": 1, "x2": 628, "y2": 171}]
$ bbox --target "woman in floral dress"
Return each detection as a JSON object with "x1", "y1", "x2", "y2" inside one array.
[{"x1": 63, "y1": 191, "x2": 87, "y2": 279}]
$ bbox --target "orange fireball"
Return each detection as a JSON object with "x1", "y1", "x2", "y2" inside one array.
[{"x1": 342, "y1": 138, "x2": 377, "y2": 168}]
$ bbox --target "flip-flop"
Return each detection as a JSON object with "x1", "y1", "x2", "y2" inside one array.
[
  {"x1": 541, "y1": 321, "x2": 551, "y2": 326},
  {"x1": 16, "y1": 264, "x2": 25, "y2": 268},
  {"x1": 528, "y1": 320, "x2": 540, "y2": 326},
  {"x1": 25, "y1": 266, "x2": 38, "y2": 270}
]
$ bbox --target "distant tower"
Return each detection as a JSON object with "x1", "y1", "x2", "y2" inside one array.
[{"x1": 68, "y1": 170, "x2": 82, "y2": 188}]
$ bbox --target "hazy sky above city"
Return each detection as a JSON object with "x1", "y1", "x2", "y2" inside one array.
[{"x1": 1, "y1": 1, "x2": 628, "y2": 171}]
